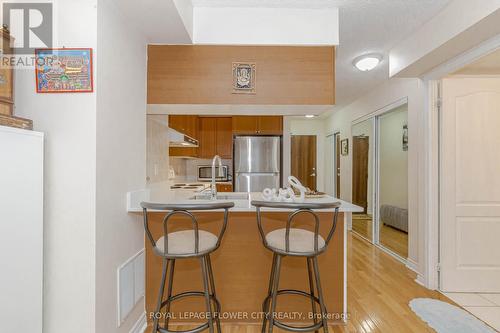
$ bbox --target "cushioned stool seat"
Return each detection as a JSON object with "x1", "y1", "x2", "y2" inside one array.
[
  {"x1": 155, "y1": 230, "x2": 218, "y2": 255},
  {"x1": 265, "y1": 228, "x2": 326, "y2": 253}
]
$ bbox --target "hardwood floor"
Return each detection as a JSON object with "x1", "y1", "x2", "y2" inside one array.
[
  {"x1": 352, "y1": 214, "x2": 408, "y2": 258},
  {"x1": 149, "y1": 233, "x2": 452, "y2": 332}
]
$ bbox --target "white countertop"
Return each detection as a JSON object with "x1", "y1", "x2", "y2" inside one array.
[{"x1": 127, "y1": 182, "x2": 363, "y2": 213}]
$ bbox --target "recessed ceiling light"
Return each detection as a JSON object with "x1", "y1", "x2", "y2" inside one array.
[
  {"x1": 305, "y1": 115, "x2": 315, "y2": 118},
  {"x1": 353, "y1": 54, "x2": 382, "y2": 72}
]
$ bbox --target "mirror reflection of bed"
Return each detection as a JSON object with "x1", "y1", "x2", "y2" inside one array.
[
  {"x1": 351, "y1": 104, "x2": 409, "y2": 260},
  {"x1": 379, "y1": 106, "x2": 408, "y2": 259}
]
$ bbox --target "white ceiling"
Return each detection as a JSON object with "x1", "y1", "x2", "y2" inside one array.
[
  {"x1": 191, "y1": 0, "x2": 452, "y2": 112},
  {"x1": 122, "y1": 0, "x2": 453, "y2": 114}
]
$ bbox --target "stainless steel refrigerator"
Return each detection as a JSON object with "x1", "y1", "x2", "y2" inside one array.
[{"x1": 234, "y1": 136, "x2": 281, "y2": 192}]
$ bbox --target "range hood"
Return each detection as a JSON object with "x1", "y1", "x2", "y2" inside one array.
[{"x1": 168, "y1": 128, "x2": 199, "y2": 147}]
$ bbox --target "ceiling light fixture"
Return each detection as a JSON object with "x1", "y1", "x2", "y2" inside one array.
[
  {"x1": 353, "y1": 53, "x2": 382, "y2": 72},
  {"x1": 305, "y1": 115, "x2": 315, "y2": 118}
]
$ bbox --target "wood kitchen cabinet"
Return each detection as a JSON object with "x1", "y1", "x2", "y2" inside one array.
[
  {"x1": 215, "y1": 117, "x2": 232, "y2": 158},
  {"x1": 198, "y1": 117, "x2": 216, "y2": 158},
  {"x1": 232, "y1": 116, "x2": 283, "y2": 135},
  {"x1": 216, "y1": 183, "x2": 233, "y2": 192},
  {"x1": 169, "y1": 115, "x2": 199, "y2": 157},
  {"x1": 198, "y1": 117, "x2": 233, "y2": 159},
  {"x1": 169, "y1": 115, "x2": 198, "y2": 138}
]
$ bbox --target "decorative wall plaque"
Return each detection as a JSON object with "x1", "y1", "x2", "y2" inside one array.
[{"x1": 232, "y1": 62, "x2": 256, "y2": 94}]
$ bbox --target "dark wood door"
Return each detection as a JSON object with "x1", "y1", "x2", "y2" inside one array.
[
  {"x1": 215, "y1": 117, "x2": 232, "y2": 158},
  {"x1": 352, "y1": 136, "x2": 369, "y2": 213},
  {"x1": 291, "y1": 135, "x2": 317, "y2": 191},
  {"x1": 335, "y1": 133, "x2": 341, "y2": 198},
  {"x1": 198, "y1": 117, "x2": 217, "y2": 158}
]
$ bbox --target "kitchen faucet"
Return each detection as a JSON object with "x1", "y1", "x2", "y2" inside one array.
[{"x1": 211, "y1": 155, "x2": 223, "y2": 200}]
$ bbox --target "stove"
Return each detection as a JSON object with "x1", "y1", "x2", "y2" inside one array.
[{"x1": 170, "y1": 183, "x2": 209, "y2": 191}]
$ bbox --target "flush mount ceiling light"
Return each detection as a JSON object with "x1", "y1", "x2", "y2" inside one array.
[
  {"x1": 305, "y1": 115, "x2": 316, "y2": 118},
  {"x1": 353, "y1": 54, "x2": 383, "y2": 72}
]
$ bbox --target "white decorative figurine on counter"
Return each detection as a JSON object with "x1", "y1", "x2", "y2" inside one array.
[{"x1": 262, "y1": 176, "x2": 307, "y2": 203}]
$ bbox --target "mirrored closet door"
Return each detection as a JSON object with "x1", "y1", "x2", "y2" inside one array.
[
  {"x1": 351, "y1": 102, "x2": 409, "y2": 261},
  {"x1": 351, "y1": 118, "x2": 375, "y2": 242}
]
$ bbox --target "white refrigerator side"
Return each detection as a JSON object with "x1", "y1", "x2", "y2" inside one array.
[{"x1": 0, "y1": 126, "x2": 44, "y2": 332}]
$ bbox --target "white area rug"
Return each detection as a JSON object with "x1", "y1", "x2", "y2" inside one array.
[{"x1": 409, "y1": 298, "x2": 497, "y2": 333}]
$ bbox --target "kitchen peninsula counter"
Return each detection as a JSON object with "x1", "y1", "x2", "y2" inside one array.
[{"x1": 128, "y1": 185, "x2": 362, "y2": 327}]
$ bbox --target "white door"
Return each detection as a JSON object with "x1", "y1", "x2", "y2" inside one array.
[{"x1": 440, "y1": 77, "x2": 500, "y2": 292}]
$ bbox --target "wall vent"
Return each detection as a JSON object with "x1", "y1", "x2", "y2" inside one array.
[{"x1": 117, "y1": 249, "x2": 145, "y2": 326}]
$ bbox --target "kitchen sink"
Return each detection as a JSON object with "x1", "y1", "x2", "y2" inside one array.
[{"x1": 191, "y1": 192, "x2": 249, "y2": 200}]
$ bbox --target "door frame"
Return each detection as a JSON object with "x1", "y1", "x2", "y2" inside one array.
[
  {"x1": 421, "y1": 36, "x2": 500, "y2": 290},
  {"x1": 326, "y1": 132, "x2": 340, "y2": 197}
]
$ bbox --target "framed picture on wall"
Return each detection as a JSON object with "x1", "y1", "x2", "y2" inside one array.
[
  {"x1": 232, "y1": 62, "x2": 256, "y2": 94},
  {"x1": 35, "y1": 48, "x2": 94, "y2": 93},
  {"x1": 341, "y1": 138, "x2": 349, "y2": 156}
]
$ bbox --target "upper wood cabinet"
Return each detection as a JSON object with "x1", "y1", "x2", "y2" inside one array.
[
  {"x1": 232, "y1": 116, "x2": 283, "y2": 135},
  {"x1": 169, "y1": 115, "x2": 198, "y2": 138},
  {"x1": 198, "y1": 117, "x2": 233, "y2": 159},
  {"x1": 169, "y1": 115, "x2": 199, "y2": 157},
  {"x1": 198, "y1": 117, "x2": 216, "y2": 158},
  {"x1": 258, "y1": 116, "x2": 283, "y2": 135},
  {"x1": 215, "y1": 117, "x2": 233, "y2": 158}
]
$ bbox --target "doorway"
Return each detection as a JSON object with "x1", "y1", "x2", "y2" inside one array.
[
  {"x1": 291, "y1": 135, "x2": 317, "y2": 191},
  {"x1": 351, "y1": 119, "x2": 374, "y2": 242},
  {"x1": 352, "y1": 136, "x2": 369, "y2": 212},
  {"x1": 325, "y1": 132, "x2": 341, "y2": 198}
]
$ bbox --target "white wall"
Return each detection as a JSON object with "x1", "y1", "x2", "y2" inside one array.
[
  {"x1": 288, "y1": 118, "x2": 326, "y2": 192},
  {"x1": 173, "y1": 0, "x2": 194, "y2": 41},
  {"x1": 14, "y1": 1, "x2": 98, "y2": 332},
  {"x1": 379, "y1": 105, "x2": 408, "y2": 209},
  {"x1": 95, "y1": 1, "x2": 147, "y2": 332},
  {"x1": 324, "y1": 78, "x2": 425, "y2": 276},
  {"x1": 193, "y1": 7, "x2": 339, "y2": 45}
]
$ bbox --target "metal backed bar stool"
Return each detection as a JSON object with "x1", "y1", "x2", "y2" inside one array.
[
  {"x1": 251, "y1": 201, "x2": 341, "y2": 333},
  {"x1": 141, "y1": 202, "x2": 235, "y2": 333}
]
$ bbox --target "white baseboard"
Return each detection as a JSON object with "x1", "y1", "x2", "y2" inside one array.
[
  {"x1": 415, "y1": 274, "x2": 426, "y2": 287},
  {"x1": 130, "y1": 312, "x2": 147, "y2": 333},
  {"x1": 406, "y1": 259, "x2": 427, "y2": 287},
  {"x1": 406, "y1": 258, "x2": 418, "y2": 273}
]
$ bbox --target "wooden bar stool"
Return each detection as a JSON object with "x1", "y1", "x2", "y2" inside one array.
[
  {"x1": 141, "y1": 202, "x2": 234, "y2": 333},
  {"x1": 251, "y1": 201, "x2": 341, "y2": 333}
]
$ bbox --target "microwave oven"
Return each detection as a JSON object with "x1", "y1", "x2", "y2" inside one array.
[{"x1": 197, "y1": 165, "x2": 230, "y2": 182}]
